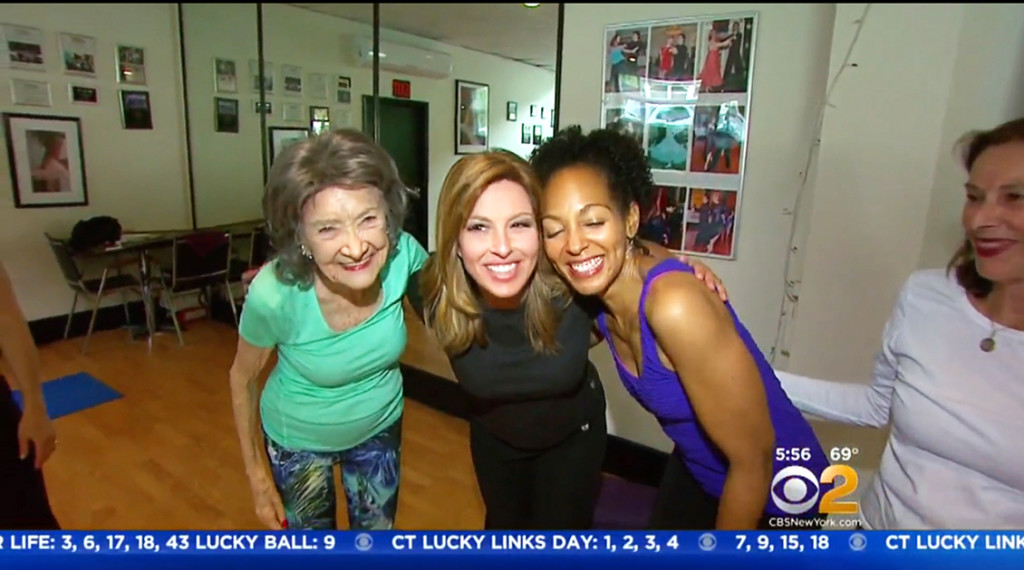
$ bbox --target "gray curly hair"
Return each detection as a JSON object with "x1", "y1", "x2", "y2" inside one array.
[{"x1": 262, "y1": 128, "x2": 411, "y2": 289}]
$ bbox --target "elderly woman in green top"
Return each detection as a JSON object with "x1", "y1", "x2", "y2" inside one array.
[{"x1": 228, "y1": 129, "x2": 427, "y2": 530}]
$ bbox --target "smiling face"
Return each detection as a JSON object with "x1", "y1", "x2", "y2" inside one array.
[
  {"x1": 458, "y1": 179, "x2": 540, "y2": 307},
  {"x1": 300, "y1": 185, "x2": 389, "y2": 292},
  {"x1": 540, "y1": 164, "x2": 639, "y2": 297},
  {"x1": 962, "y1": 141, "x2": 1024, "y2": 285}
]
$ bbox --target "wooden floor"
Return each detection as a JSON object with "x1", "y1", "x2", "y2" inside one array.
[{"x1": 30, "y1": 310, "x2": 483, "y2": 530}]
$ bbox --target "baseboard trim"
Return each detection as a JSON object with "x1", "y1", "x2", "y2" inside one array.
[
  {"x1": 399, "y1": 363, "x2": 668, "y2": 488},
  {"x1": 29, "y1": 294, "x2": 240, "y2": 347},
  {"x1": 29, "y1": 301, "x2": 151, "y2": 346}
]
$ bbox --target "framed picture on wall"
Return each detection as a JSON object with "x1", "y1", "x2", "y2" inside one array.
[
  {"x1": 214, "y1": 57, "x2": 238, "y2": 93},
  {"x1": 309, "y1": 106, "x2": 330, "y2": 134},
  {"x1": 455, "y1": 79, "x2": 488, "y2": 154},
  {"x1": 506, "y1": 101, "x2": 517, "y2": 122},
  {"x1": 1, "y1": 24, "x2": 46, "y2": 72},
  {"x1": 2, "y1": 113, "x2": 88, "y2": 208},
  {"x1": 214, "y1": 97, "x2": 239, "y2": 133},
  {"x1": 57, "y1": 32, "x2": 97, "y2": 77},
  {"x1": 116, "y1": 44, "x2": 146, "y2": 85},
  {"x1": 268, "y1": 126, "x2": 309, "y2": 163},
  {"x1": 521, "y1": 123, "x2": 530, "y2": 145},
  {"x1": 119, "y1": 89, "x2": 153, "y2": 129}
]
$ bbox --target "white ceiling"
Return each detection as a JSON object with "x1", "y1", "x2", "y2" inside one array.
[{"x1": 288, "y1": 3, "x2": 560, "y2": 71}]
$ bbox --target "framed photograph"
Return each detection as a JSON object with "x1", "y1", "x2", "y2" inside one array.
[
  {"x1": 249, "y1": 59, "x2": 274, "y2": 94},
  {"x1": 307, "y1": 72, "x2": 328, "y2": 100},
  {"x1": 0, "y1": 24, "x2": 45, "y2": 71},
  {"x1": 116, "y1": 44, "x2": 146, "y2": 85},
  {"x1": 281, "y1": 64, "x2": 303, "y2": 97},
  {"x1": 455, "y1": 79, "x2": 488, "y2": 154},
  {"x1": 119, "y1": 90, "x2": 152, "y2": 129},
  {"x1": 282, "y1": 102, "x2": 302, "y2": 122},
  {"x1": 214, "y1": 57, "x2": 237, "y2": 93},
  {"x1": 520, "y1": 122, "x2": 530, "y2": 145},
  {"x1": 69, "y1": 84, "x2": 98, "y2": 105},
  {"x1": 600, "y1": 11, "x2": 758, "y2": 260},
  {"x1": 336, "y1": 75, "x2": 351, "y2": 104},
  {"x1": 214, "y1": 97, "x2": 239, "y2": 133},
  {"x1": 3, "y1": 113, "x2": 88, "y2": 208},
  {"x1": 532, "y1": 124, "x2": 543, "y2": 145},
  {"x1": 506, "y1": 101, "x2": 517, "y2": 122},
  {"x1": 58, "y1": 33, "x2": 97, "y2": 77},
  {"x1": 10, "y1": 78, "x2": 52, "y2": 107},
  {"x1": 309, "y1": 105, "x2": 330, "y2": 135},
  {"x1": 252, "y1": 99, "x2": 272, "y2": 115},
  {"x1": 268, "y1": 127, "x2": 309, "y2": 162}
]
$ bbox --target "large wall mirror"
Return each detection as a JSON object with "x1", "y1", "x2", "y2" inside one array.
[{"x1": 181, "y1": 3, "x2": 561, "y2": 250}]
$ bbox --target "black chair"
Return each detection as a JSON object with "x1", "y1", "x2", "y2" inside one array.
[
  {"x1": 45, "y1": 233, "x2": 141, "y2": 354},
  {"x1": 152, "y1": 230, "x2": 236, "y2": 344}
]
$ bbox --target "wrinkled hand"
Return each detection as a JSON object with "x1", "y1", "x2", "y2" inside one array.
[
  {"x1": 676, "y1": 253, "x2": 729, "y2": 302},
  {"x1": 249, "y1": 471, "x2": 287, "y2": 530},
  {"x1": 19, "y1": 406, "x2": 56, "y2": 470}
]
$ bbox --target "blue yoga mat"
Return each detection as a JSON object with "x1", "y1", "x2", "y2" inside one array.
[{"x1": 13, "y1": 372, "x2": 123, "y2": 419}]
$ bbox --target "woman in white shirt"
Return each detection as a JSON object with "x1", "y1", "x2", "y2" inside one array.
[{"x1": 777, "y1": 117, "x2": 1024, "y2": 530}]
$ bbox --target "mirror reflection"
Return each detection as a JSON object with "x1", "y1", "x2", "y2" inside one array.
[
  {"x1": 180, "y1": 4, "x2": 261, "y2": 228},
  {"x1": 186, "y1": 3, "x2": 560, "y2": 251}
]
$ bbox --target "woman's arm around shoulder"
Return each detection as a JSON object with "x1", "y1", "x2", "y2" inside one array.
[
  {"x1": 775, "y1": 275, "x2": 917, "y2": 428},
  {"x1": 645, "y1": 271, "x2": 773, "y2": 529}
]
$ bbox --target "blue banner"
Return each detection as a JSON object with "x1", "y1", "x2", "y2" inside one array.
[{"x1": 0, "y1": 531, "x2": 1022, "y2": 569}]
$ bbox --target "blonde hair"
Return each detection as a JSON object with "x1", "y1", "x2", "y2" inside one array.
[{"x1": 419, "y1": 151, "x2": 570, "y2": 356}]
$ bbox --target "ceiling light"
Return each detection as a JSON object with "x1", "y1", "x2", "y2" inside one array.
[{"x1": 523, "y1": 3, "x2": 540, "y2": 7}]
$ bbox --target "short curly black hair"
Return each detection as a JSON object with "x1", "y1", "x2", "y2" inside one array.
[{"x1": 529, "y1": 125, "x2": 654, "y2": 216}]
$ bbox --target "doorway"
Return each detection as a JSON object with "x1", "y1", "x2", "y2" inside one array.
[{"x1": 362, "y1": 96, "x2": 430, "y2": 250}]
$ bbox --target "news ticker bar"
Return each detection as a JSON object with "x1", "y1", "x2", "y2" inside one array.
[{"x1": 0, "y1": 531, "x2": 1022, "y2": 570}]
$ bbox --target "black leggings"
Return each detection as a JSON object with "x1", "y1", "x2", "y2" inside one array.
[
  {"x1": 649, "y1": 450, "x2": 824, "y2": 530},
  {"x1": 0, "y1": 379, "x2": 60, "y2": 530},
  {"x1": 470, "y1": 379, "x2": 607, "y2": 530}
]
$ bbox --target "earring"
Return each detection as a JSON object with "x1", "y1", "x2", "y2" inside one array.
[{"x1": 300, "y1": 244, "x2": 313, "y2": 259}]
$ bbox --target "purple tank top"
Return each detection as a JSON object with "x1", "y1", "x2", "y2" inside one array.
[{"x1": 595, "y1": 258, "x2": 831, "y2": 518}]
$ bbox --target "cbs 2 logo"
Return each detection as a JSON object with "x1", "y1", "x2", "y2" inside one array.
[{"x1": 770, "y1": 465, "x2": 858, "y2": 515}]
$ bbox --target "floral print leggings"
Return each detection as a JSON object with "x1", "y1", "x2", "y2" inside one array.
[{"x1": 264, "y1": 418, "x2": 401, "y2": 530}]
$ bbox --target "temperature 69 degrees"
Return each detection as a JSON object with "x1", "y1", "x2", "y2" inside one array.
[{"x1": 771, "y1": 446, "x2": 860, "y2": 516}]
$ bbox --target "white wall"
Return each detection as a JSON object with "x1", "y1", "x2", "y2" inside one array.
[
  {"x1": 562, "y1": 3, "x2": 1024, "y2": 454},
  {"x1": 0, "y1": 3, "x2": 190, "y2": 321},
  {"x1": 917, "y1": 4, "x2": 1024, "y2": 270}
]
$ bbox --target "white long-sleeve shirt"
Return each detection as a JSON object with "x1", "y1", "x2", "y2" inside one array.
[{"x1": 777, "y1": 269, "x2": 1024, "y2": 530}]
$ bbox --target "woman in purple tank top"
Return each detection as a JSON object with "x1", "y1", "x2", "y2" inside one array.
[{"x1": 530, "y1": 126, "x2": 832, "y2": 530}]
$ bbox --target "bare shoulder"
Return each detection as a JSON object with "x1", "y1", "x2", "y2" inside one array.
[{"x1": 643, "y1": 264, "x2": 729, "y2": 331}]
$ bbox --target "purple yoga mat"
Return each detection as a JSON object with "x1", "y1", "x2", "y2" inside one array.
[{"x1": 592, "y1": 475, "x2": 658, "y2": 530}]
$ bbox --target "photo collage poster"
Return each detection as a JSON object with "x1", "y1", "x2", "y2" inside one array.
[{"x1": 601, "y1": 12, "x2": 756, "y2": 259}]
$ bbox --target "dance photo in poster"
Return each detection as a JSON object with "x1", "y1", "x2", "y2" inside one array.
[
  {"x1": 600, "y1": 11, "x2": 756, "y2": 259},
  {"x1": 683, "y1": 189, "x2": 737, "y2": 258},
  {"x1": 695, "y1": 17, "x2": 753, "y2": 94},
  {"x1": 638, "y1": 185, "x2": 688, "y2": 251},
  {"x1": 649, "y1": 23, "x2": 698, "y2": 82},
  {"x1": 690, "y1": 103, "x2": 745, "y2": 175},
  {"x1": 604, "y1": 27, "x2": 648, "y2": 94},
  {"x1": 646, "y1": 104, "x2": 693, "y2": 172}
]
